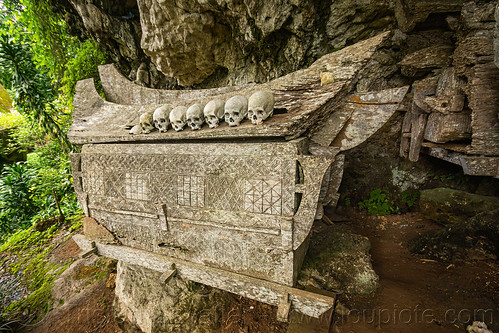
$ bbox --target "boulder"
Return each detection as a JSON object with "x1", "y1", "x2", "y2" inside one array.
[
  {"x1": 410, "y1": 208, "x2": 499, "y2": 262},
  {"x1": 114, "y1": 261, "x2": 229, "y2": 333},
  {"x1": 420, "y1": 188, "x2": 499, "y2": 225},
  {"x1": 298, "y1": 224, "x2": 378, "y2": 294}
]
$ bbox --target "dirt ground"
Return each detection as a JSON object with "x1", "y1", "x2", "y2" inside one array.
[
  {"x1": 332, "y1": 210, "x2": 498, "y2": 333},
  {"x1": 19, "y1": 209, "x2": 498, "y2": 333}
]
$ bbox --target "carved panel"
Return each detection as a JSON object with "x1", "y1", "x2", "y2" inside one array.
[
  {"x1": 244, "y1": 179, "x2": 282, "y2": 215},
  {"x1": 177, "y1": 175, "x2": 204, "y2": 207}
]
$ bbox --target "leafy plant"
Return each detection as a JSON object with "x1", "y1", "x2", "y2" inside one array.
[
  {"x1": 0, "y1": 162, "x2": 37, "y2": 234},
  {"x1": 60, "y1": 39, "x2": 106, "y2": 106},
  {"x1": 401, "y1": 190, "x2": 420, "y2": 208},
  {"x1": 0, "y1": 112, "x2": 21, "y2": 129},
  {"x1": 358, "y1": 188, "x2": 398, "y2": 215}
]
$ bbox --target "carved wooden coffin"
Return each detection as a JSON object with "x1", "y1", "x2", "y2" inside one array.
[{"x1": 72, "y1": 139, "x2": 332, "y2": 287}]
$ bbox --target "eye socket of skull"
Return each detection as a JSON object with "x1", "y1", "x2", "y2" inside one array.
[
  {"x1": 257, "y1": 110, "x2": 264, "y2": 116},
  {"x1": 233, "y1": 111, "x2": 239, "y2": 117}
]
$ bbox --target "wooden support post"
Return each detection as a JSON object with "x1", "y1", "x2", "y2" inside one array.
[
  {"x1": 408, "y1": 107, "x2": 428, "y2": 162},
  {"x1": 277, "y1": 292, "x2": 291, "y2": 323},
  {"x1": 81, "y1": 241, "x2": 98, "y2": 258},
  {"x1": 160, "y1": 265, "x2": 177, "y2": 284}
]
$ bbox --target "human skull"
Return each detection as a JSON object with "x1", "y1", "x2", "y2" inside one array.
[
  {"x1": 186, "y1": 103, "x2": 205, "y2": 130},
  {"x1": 224, "y1": 95, "x2": 248, "y2": 127},
  {"x1": 169, "y1": 106, "x2": 188, "y2": 131},
  {"x1": 153, "y1": 104, "x2": 172, "y2": 132},
  {"x1": 248, "y1": 91, "x2": 275, "y2": 125},
  {"x1": 139, "y1": 111, "x2": 155, "y2": 134},
  {"x1": 129, "y1": 124, "x2": 142, "y2": 135},
  {"x1": 203, "y1": 99, "x2": 225, "y2": 128}
]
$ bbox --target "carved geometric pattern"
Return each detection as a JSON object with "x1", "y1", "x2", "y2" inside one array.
[
  {"x1": 83, "y1": 171, "x2": 104, "y2": 195},
  {"x1": 206, "y1": 177, "x2": 243, "y2": 211},
  {"x1": 244, "y1": 179, "x2": 282, "y2": 215},
  {"x1": 281, "y1": 160, "x2": 295, "y2": 216},
  {"x1": 149, "y1": 174, "x2": 177, "y2": 204},
  {"x1": 177, "y1": 176, "x2": 204, "y2": 207},
  {"x1": 104, "y1": 170, "x2": 126, "y2": 198},
  {"x1": 125, "y1": 173, "x2": 150, "y2": 201}
]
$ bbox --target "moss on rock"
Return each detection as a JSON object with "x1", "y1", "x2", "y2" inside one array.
[{"x1": 298, "y1": 224, "x2": 378, "y2": 294}]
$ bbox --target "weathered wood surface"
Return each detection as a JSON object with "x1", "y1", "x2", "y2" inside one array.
[
  {"x1": 311, "y1": 86, "x2": 409, "y2": 149},
  {"x1": 422, "y1": 145, "x2": 499, "y2": 178},
  {"x1": 71, "y1": 139, "x2": 334, "y2": 286},
  {"x1": 400, "y1": 110, "x2": 412, "y2": 158},
  {"x1": 408, "y1": 104, "x2": 428, "y2": 162},
  {"x1": 73, "y1": 234, "x2": 336, "y2": 319},
  {"x1": 414, "y1": 68, "x2": 466, "y2": 114},
  {"x1": 468, "y1": 61, "x2": 499, "y2": 155},
  {"x1": 68, "y1": 32, "x2": 391, "y2": 144},
  {"x1": 424, "y1": 112, "x2": 472, "y2": 143}
]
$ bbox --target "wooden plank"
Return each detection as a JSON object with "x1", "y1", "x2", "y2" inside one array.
[
  {"x1": 408, "y1": 105, "x2": 428, "y2": 162},
  {"x1": 422, "y1": 147, "x2": 499, "y2": 178},
  {"x1": 73, "y1": 234, "x2": 336, "y2": 318},
  {"x1": 424, "y1": 112, "x2": 472, "y2": 143},
  {"x1": 468, "y1": 61, "x2": 499, "y2": 155},
  {"x1": 327, "y1": 86, "x2": 409, "y2": 150},
  {"x1": 400, "y1": 111, "x2": 413, "y2": 158}
]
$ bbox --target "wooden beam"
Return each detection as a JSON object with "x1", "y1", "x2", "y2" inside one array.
[{"x1": 73, "y1": 234, "x2": 336, "y2": 319}]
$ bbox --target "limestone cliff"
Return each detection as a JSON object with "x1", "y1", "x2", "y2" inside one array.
[{"x1": 50, "y1": 0, "x2": 472, "y2": 88}]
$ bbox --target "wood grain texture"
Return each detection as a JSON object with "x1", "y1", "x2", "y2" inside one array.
[{"x1": 69, "y1": 32, "x2": 391, "y2": 145}]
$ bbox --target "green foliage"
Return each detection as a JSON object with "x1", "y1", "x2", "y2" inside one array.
[
  {"x1": 0, "y1": 111, "x2": 21, "y2": 129},
  {"x1": 401, "y1": 190, "x2": 420, "y2": 208},
  {"x1": 61, "y1": 39, "x2": 107, "y2": 106},
  {"x1": 427, "y1": 173, "x2": 470, "y2": 188},
  {"x1": 0, "y1": 12, "x2": 72, "y2": 151},
  {"x1": 21, "y1": 0, "x2": 75, "y2": 86},
  {"x1": 0, "y1": 162, "x2": 37, "y2": 234},
  {"x1": 0, "y1": 83, "x2": 13, "y2": 113},
  {"x1": 0, "y1": 139, "x2": 83, "y2": 238},
  {"x1": 0, "y1": 0, "x2": 108, "y2": 151},
  {"x1": 358, "y1": 188, "x2": 399, "y2": 215}
]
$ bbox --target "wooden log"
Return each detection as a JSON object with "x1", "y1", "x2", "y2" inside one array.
[
  {"x1": 73, "y1": 234, "x2": 336, "y2": 319},
  {"x1": 400, "y1": 111, "x2": 413, "y2": 158},
  {"x1": 424, "y1": 112, "x2": 472, "y2": 143},
  {"x1": 408, "y1": 104, "x2": 428, "y2": 162}
]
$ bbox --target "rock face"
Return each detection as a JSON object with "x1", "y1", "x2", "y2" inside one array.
[
  {"x1": 114, "y1": 261, "x2": 229, "y2": 333},
  {"x1": 52, "y1": 0, "x2": 401, "y2": 87},
  {"x1": 420, "y1": 188, "x2": 499, "y2": 225}
]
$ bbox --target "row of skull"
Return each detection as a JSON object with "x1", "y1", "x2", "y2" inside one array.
[{"x1": 131, "y1": 90, "x2": 275, "y2": 134}]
